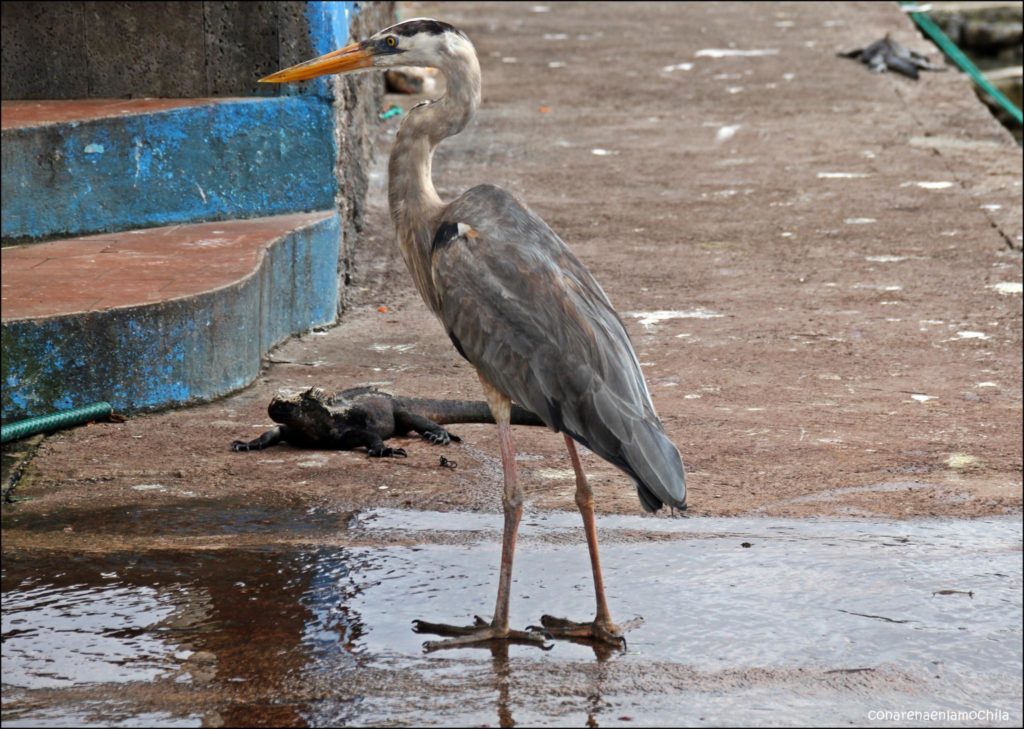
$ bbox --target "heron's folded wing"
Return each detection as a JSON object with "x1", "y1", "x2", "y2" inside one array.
[
  {"x1": 431, "y1": 214, "x2": 647, "y2": 423},
  {"x1": 428, "y1": 186, "x2": 685, "y2": 510}
]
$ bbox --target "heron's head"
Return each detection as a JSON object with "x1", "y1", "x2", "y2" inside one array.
[{"x1": 259, "y1": 18, "x2": 473, "y2": 84}]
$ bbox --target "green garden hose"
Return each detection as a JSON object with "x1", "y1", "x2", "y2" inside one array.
[{"x1": 1, "y1": 402, "x2": 114, "y2": 444}]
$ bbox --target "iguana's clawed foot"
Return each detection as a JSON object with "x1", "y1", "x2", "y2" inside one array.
[
  {"x1": 414, "y1": 615, "x2": 552, "y2": 652},
  {"x1": 368, "y1": 445, "x2": 407, "y2": 458},
  {"x1": 230, "y1": 440, "x2": 259, "y2": 452},
  {"x1": 421, "y1": 429, "x2": 461, "y2": 445},
  {"x1": 528, "y1": 614, "x2": 639, "y2": 649}
]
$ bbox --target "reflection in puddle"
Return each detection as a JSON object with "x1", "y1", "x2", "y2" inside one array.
[
  {"x1": 2, "y1": 511, "x2": 1021, "y2": 727},
  {"x1": 3, "y1": 578, "x2": 176, "y2": 688},
  {"x1": 2, "y1": 549, "x2": 363, "y2": 727}
]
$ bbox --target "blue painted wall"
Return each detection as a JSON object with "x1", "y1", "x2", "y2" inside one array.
[
  {"x1": 0, "y1": 1, "x2": 374, "y2": 419},
  {"x1": 2, "y1": 97, "x2": 337, "y2": 242},
  {"x1": 303, "y1": 1, "x2": 358, "y2": 99},
  {"x1": 1, "y1": 214, "x2": 340, "y2": 420}
]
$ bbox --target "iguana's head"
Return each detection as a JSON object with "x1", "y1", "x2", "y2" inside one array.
[{"x1": 268, "y1": 387, "x2": 333, "y2": 425}]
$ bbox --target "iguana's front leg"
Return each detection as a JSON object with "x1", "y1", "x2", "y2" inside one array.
[
  {"x1": 232, "y1": 426, "x2": 286, "y2": 451},
  {"x1": 396, "y1": 411, "x2": 462, "y2": 446},
  {"x1": 347, "y1": 429, "x2": 408, "y2": 458}
]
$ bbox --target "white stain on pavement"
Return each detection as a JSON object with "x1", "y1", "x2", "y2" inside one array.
[
  {"x1": 818, "y1": 172, "x2": 870, "y2": 179},
  {"x1": 987, "y1": 282, "x2": 1022, "y2": 295},
  {"x1": 627, "y1": 310, "x2": 724, "y2": 329},
  {"x1": 902, "y1": 181, "x2": 954, "y2": 190},
  {"x1": 696, "y1": 48, "x2": 779, "y2": 58}
]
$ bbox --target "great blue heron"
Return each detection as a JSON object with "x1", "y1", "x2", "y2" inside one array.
[{"x1": 261, "y1": 18, "x2": 687, "y2": 651}]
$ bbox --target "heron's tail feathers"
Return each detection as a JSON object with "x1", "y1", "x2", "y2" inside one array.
[
  {"x1": 560, "y1": 395, "x2": 686, "y2": 513},
  {"x1": 621, "y1": 419, "x2": 687, "y2": 513}
]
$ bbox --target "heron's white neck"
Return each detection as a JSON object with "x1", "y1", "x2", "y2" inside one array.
[{"x1": 387, "y1": 46, "x2": 481, "y2": 308}]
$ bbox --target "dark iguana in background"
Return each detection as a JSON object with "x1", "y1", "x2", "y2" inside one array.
[
  {"x1": 231, "y1": 386, "x2": 544, "y2": 457},
  {"x1": 839, "y1": 34, "x2": 946, "y2": 79}
]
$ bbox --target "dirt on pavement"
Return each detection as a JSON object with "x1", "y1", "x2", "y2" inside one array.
[{"x1": 7, "y1": 1, "x2": 1021, "y2": 526}]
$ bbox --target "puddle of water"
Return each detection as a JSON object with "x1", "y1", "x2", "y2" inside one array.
[
  {"x1": 1, "y1": 548, "x2": 363, "y2": 727},
  {"x1": 2, "y1": 510, "x2": 1021, "y2": 726},
  {"x1": 352, "y1": 511, "x2": 1022, "y2": 666},
  {"x1": 0, "y1": 706, "x2": 199, "y2": 729},
  {"x1": 1, "y1": 496, "x2": 347, "y2": 539},
  {"x1": 2, "y1": 576, "x2": 176, "y2": 688}
]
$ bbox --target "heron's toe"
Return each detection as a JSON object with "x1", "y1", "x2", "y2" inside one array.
[
  {"x1": 414, "y1": 616, "x2": 552, "y2": 652},
  {"x1": 534, "y1": 614, "x2": 631, "y2": 649}
]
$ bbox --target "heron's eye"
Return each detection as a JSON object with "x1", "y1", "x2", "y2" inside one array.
[{"x1": 385, "y1": 36, "x2": 397, "y2": 47}]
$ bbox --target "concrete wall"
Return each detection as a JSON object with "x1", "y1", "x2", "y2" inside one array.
[
  {"x1": 2, "y1": 1, "x2": 395, "y2": 306},
  {"x1": 2, "y1": 97, "x2": 337, "y2": 243},
  {"x1": 329, "y1": 2, "x2": 394, "y2": 305},
  {"x1": 1, "y1": 2, "x2": 396, "y2": 418},
  {"x1": 2, "y1": 213, "x2": 340, "y2": 418},
  {"x1": 1, "y1": 1, "x2": 361, "y2": 99}
]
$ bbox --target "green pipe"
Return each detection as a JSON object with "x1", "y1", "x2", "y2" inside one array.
[
  {"x1": 903, "y1": 4, "x2": 1023, "y2": 126},
  {"x1": 1, "y1": 402, "x2": 113, "y2": 444}
]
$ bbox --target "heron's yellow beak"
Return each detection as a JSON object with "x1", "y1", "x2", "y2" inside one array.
[{"x1": 259, "y1": 42, "x2": 373, "y2": 83}]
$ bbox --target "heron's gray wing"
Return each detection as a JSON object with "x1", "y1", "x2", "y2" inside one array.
[{"x1": 431, "y1": 185, "x2": 685, "y2": 511}]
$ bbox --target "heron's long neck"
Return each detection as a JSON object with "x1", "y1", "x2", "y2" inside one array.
[{"x1": 388, "y1": 51, "x2": 481, "y2": 310}]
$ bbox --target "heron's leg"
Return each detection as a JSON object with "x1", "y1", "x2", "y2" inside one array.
[
  {"x1": 534, "y1": 436, "x2": 628, "y2": 648},
  {"x1": 412, "y1": 379, "x2": 549, "y2": 652}
]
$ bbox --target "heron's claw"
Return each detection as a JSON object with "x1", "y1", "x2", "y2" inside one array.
[
  {"x1": 413, "y1": 616, "x2": 552, "y2": 652},
  {"x1": 530, "y1": 614, "x2": 638, "y2": 650},
  {"x1": 413, "y1": 614, "x2": 489, "y2": 634}
]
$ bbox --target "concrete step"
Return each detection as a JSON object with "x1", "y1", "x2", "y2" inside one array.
[
  {"x1": 1, "y1": 97, "x2": 337, "y2": 244},
  {"x1": 1, "y1": 211, "x2": 339, "y2": 420}
]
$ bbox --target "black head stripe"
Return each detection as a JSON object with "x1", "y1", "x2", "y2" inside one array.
[{"x1": 384, "y1": 18, "x2": 466, "y2": 39}]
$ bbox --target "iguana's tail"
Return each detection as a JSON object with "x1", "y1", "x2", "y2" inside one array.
[{"x1": 400, "y1": 398, "x2": 545, "y2": 427}]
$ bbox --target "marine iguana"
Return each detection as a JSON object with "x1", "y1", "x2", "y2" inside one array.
[
  {"x1": 231, "y1": 386, "x2": 544, "y2": 457},
  {"x1": 839, "y1": 34, "x2": 946, "y2": 80}
]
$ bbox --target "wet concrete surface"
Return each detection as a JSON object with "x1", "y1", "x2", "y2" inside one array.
[
  {"x1": 3, "y1": 506, "x2": 1021, "y2": 727},
  {"x1": 12, "y1": 0, "x2": 1021, "y2": 524},
  {"x1": 3, "y1": 1, "x2": 1023, "y2": 725}
]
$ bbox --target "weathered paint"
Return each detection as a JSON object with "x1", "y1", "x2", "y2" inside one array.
[
  {"x1": 0, "y1": 1, "x2": 384, "y2": 419},
  {"x1": 0, "y1": 213, "x2": 339, "y2": 421},
  {"x1": 1, "y1": 2, "x2": 360, "y2": 99},
  {"x1": 302, "y1": 2, "x2": 357, "y2": 99},
  {"x1": 1, "y1": 97, "x2": 337, "y2": 243}
]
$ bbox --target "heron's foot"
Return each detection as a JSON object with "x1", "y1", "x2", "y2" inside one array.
[
  {"x1": 413, "y1": 615, "x2": 552, "y2": 653},
  {"x1": 529, "y1": 614, "x2": 642, "y2": 649}
]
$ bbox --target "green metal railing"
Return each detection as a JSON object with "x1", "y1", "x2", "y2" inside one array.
[{"x1": 903, "y1": 3, "x2": 1023, "y2": 126}]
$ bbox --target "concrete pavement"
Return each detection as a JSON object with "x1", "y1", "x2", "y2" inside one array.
[{"x1": 3, "y1": 2, "x2": 1022, "y2": 724}]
